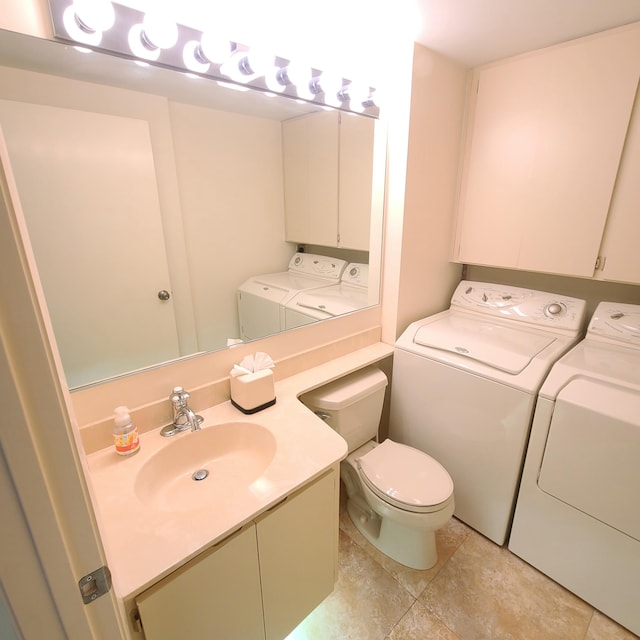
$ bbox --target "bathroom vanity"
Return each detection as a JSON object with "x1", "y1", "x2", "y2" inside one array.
[
  {"x1": 136, "y1": 470, "x2": 336, "y2": 640},
  {"x1": 85, "y1": 344, "x2": 392, "y2": 639}
]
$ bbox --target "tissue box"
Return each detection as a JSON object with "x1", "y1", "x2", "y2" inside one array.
[{"x1": 230, "y1": 369, "x2": 276, "y2": 414}]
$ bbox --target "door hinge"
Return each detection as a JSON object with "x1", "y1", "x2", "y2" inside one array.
[
  {"x1": 78, "y1": 566, "x2": 111, "y2": 604},
  {"x1": 595, "y1": 256, "x2": 606, "y2": 271},
  {"x1": 131, "y1": 608, "x2": 144, "y2": 633}
]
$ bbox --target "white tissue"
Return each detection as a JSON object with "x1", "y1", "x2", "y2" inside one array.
[{"x1": 229, "y1": 352, "x2": 275, "y2": 377}]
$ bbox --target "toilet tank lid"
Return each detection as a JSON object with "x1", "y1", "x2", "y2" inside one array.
[{"x1": 301, "y1": 367, "x2": 388, "y2": 410}]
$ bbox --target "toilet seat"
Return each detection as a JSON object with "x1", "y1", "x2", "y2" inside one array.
[{"x1": 356, "y1": 439, "x2": 454, "y2": 514}]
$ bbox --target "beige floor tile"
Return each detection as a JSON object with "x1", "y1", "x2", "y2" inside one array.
[
  {"x1": 340, "y1": 506, "x2": 472, "y2": 599},
  {"x1": 419, "y1": 531, "x2": 593, "y2": 640},
  {"x1": 386, "y1": 601, "x2": 462, "y2": 640},
  {"x1": 585, "y1": 611, "x2": 640, "y2": 640},
  {"x1": 286, "y1": 529, "x2": 415, "y2": 640}
]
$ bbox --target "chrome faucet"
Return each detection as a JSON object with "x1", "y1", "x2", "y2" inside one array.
[{"x1": 160, "y1": 386, "x2": 204, "y2": 437}]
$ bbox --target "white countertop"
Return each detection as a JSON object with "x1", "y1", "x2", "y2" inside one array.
[{"x1": 86, "y1": 343, "x2": 392, "y2": 599}]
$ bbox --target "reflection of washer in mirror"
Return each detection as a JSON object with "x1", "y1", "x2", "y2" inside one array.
[
  {"x1": 236, "y1": 253, "x2": 347, "y2": 341},
  {"x1": 283, "y1": 263, "x2": 370, "y2": 330}
]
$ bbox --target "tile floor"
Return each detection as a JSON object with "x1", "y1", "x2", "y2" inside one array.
[{"x1": 287, "y1": 492, "x2": 639, "y2": 640}]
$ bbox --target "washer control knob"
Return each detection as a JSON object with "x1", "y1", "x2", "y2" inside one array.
[{"x1": 545, "y1": 302, "x2": 565, "y2": 317}]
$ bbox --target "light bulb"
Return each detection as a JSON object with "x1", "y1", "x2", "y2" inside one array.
[
  {"x1": 63, "y1": 0, "x2": 115, "y2": 46},
  {"x1": 343, "y1": 82, "x2": 371, "y2": 111},
  {"x1": 238, "y1": 48, "x2": 274, "y2": 77},
  {"x1": 265, "y1": 67, "x2": 287, "y2": 93},
  {"x1": 73, "y1": 0, "x2": 115, "y2": 32},
  {"x1": 199, "y1": 31, "x2": 234, "y2": 64},
  {"x1": 141, "y1": 11, "x2": 178, "y2": 50},
  {"x1": 128, "y1": 24, "x2": 160, "y2": 61},
  {"x1": 316, "y1": 72, "x2": 344, "y2": 106},
  {"x1": 183, "y1": 40, "x2": 210, "y2": 73},
  {"x1": 285, "y1": 62, "x2": 314, "y2": 99}
]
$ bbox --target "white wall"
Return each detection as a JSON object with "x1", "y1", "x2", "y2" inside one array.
[
  {"x1": 393, "y1": 44, "x2": 467, "y2": 337},
  {"x1": 168, "y1": 101, "x2": 293, "y2": 351}
]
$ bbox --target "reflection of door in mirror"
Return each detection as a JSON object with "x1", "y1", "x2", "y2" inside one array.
[{"x1": 0, "y1": 100, "x2": 180, "y2": 387}]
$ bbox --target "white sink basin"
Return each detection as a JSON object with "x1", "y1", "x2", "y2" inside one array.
[{"x1": 134, "y1": 422, "x2": 277, "y2": 512}]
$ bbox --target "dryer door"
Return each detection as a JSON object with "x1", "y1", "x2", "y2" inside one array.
[{"x1": 538, "y1": 378, "x2": 640, "y2": 541}]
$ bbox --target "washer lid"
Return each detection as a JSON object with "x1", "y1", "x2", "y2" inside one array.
[
  {"x1": 357, "y1": 439, "x2": 453, "y2": 511},
  {"x1": 413, "y1": 314, "x2": 555, "y2": 374},
  {"x1": 294, "y1": 287, "x2": 368, "y2": 317}
]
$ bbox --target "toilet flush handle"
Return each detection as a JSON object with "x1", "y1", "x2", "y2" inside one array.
[{"x1": 313, "y1": 411, "x2": 331, "y2": 422}]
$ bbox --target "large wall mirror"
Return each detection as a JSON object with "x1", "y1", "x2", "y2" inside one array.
[{"x1": 0, "y1": 28, "x2": 386, "y2": 390}]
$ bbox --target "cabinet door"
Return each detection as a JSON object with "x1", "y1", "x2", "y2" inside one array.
[
  {"x1": 136, "y1": 524, "x2": 264, "y2": 640},
  {"x1": 597, "y1": 81, "x2": 640, "y2": 284},
  {"x1": 455, "y1": 25, "x2": 640, "y2": 277},
  {"x1": 282, "y1": 111, "x2": 339, "y2": 246},
  {"x1": 257, "y1": 469, "x2": 338, "y2": 640},
  {"x1": 338, "y1": 113, "x2": 375, "y2": 250}
]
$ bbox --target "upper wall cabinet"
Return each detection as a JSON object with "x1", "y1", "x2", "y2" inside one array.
[
  {"x1": 595, "y1": 81, "x2": 640, "y2": 284},
  {"x1": 283, "y1": 110, "x2": 375, "y2": 251},
  {"x1": 453, "y1": 23, "x2": 640, "y2": 282}
]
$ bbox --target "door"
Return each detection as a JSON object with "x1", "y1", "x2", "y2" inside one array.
[
  {"x1": 0, "y1": 100, "x2": 180, "y2": 387},
  {"x1": 1, "y1": 128, "x2": 125, "y2": 638}
]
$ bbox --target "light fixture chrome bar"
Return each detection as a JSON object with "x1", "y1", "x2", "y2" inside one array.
[{"x1": 46, "y1": 0, "x2": 379, "y2": 118}]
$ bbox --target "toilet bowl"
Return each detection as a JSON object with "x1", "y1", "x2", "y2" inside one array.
[{"x1": 301, "y1": 367, "x2": 454, "y2": 570}]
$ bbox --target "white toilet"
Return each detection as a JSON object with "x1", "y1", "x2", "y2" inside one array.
[{"x1": 301, "y1": 367, "x2": 454, "y2": 570}]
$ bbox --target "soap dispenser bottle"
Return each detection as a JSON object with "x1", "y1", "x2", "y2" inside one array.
[{"x1": 113, "y1": 406, "x2": 140, "y2": 456}]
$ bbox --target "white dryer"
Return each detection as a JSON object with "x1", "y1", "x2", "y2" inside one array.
[
  {"x1": 389, "y1": 281, "x2": 586, "y2": 545},
  {"x1": 236, "y1": 253, "x2": 347, "y2": 341},
  {"x1": 509, "y1": 301, "x2": 640, "y2": 636},
  {"x1": 283, "y1": 262, "x2": 371, "y2": 330}
]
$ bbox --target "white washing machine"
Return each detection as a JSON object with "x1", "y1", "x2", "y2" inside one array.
[
  {"x1": 236, "y1": 253, "x2": 347, "y2": 341},
  {"x1": 509, "y1": 301, "x2": 640, "y2": 636},
  {"x1": 389, "y1": 281, "x2": 586, "y2": 545},
  {"x1": 283, "y1": 262, "x2": 371, "y2": 330}
]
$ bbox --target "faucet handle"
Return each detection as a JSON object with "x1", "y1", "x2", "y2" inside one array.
[{"x1": 170, "y1": 386, "x2": 191, "y2": 407}]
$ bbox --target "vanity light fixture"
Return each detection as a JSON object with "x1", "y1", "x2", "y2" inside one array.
[{"x1": 47, "y1": 0, "x2": 380, "y2": 118}]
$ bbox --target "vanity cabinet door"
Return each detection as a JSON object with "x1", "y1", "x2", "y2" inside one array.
[
  {"x1": 454, "y1": 24, "x2": 640, "y2": 277},
  {"x1": 256, "y1": 468, "x2": 339, "y2": 640},
  {"x1": 136, "y1": 523, "x2": 264, "y2": 640}
]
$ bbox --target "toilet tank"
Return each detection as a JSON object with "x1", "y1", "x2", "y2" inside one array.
[{"x1": 301, "y1": 367, "x2": 388, "y2": 452}]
